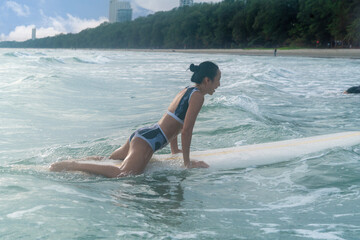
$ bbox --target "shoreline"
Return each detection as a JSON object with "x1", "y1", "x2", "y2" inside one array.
[
  {"x1": 1, "y1": 47, "x2": 360, "y2": 59},
  {"x1": 127, "y1": 48, "x2": 360, "y2": 59}
]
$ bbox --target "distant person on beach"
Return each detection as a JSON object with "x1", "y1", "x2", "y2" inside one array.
[
  {"x1": 50, "y1": 61, "x2": 221, "y2": 177},
  {"x1": 274, "y1": 48, "x2": 277, "y2": 56},
  {"x1": 344, "y1": 86, "x2": 360, "y2": 94}
]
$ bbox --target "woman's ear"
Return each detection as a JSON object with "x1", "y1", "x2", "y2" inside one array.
[{"x1": 204, "y1": 77, "x2": 211, "y2": 85}]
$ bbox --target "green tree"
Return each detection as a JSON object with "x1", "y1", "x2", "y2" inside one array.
[
  {"x1": 1, "y1": 0, "x2": 359, "y2": 49},
  {"x1": 293, "y1": 0, "x2": 334, "y2": 46}
]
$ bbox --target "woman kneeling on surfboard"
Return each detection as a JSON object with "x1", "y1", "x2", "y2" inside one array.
[{"x1": 50, "y1": 61, "x2": 221, "y2": 178}]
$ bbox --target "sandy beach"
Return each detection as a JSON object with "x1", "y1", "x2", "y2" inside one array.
[{"x1": 132, "y1": 48, "x2": 360, "y2": 59}]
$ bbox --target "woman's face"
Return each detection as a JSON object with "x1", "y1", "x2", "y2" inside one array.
[{"x1": 207, "y1": 69, "x2": 221, "y2": 95}]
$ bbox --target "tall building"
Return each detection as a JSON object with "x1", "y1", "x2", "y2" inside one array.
[
  {"x1": 179, "y1": 0, "x2": 194, "y2": 7},
  {"x1": 32, "y1": 28, "x2": 36, "y2": 40},
  {"x1": 117, "y1": 7, "x2": 132, "y2": 23},
  {"x1": 109, "y1": 0, "x2": 132, "y2": 23}
]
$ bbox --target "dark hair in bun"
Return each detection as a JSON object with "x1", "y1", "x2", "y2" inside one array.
[{"x1": 190, "y1": 61, "x2": 219, "y2": 84}]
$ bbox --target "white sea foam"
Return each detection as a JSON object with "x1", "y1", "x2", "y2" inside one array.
[
  {"x1": 117, "y1": 230, "x2": 154, "y2": 238},
  {"x1": 7, "y1": 205, "x2": 45, "y2": 219},
  {"x1": 294, "y1": 229, "x2": 345, "y2": 240},
  {"x1": 264, "y1": 188, "x2": 341, "y2": 209},
  {"x1": 211, "y1": 95, "x2": 263, "y2": 120}
]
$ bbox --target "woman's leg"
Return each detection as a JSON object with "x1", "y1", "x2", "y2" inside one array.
[
  {"x1": 109, "y1": 140, "x2": 130, "y2": 160},
  {"x1": 117, "y1": 137, "x2": 154, "y2": 175},
  {"x1": 49, "y1": 161, "x2": 122, "y2": 178},
  {"x1": 75, "y1": 156, "x2": 105, "y2": 161},
  {"x1": 49, "y1": 138, "x2": 153, "y2": 178}
]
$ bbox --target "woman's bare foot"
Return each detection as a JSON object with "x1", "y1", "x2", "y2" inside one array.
[{"x1": 49, "y1": 161, "x2": 77, "y2": 172}]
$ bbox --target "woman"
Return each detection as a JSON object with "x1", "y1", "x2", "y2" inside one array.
[{"x1": 50, "y1": 61, "x2": 221, "y2": 178}]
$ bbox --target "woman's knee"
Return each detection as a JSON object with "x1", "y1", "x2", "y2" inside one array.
[{"x1": 109, "y1": 141, "x2": 130, "y2": 160}]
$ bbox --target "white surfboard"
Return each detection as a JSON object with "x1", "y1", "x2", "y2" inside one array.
[{"x1": 79, "y1": 131, "x2": 360, "y2": 173}]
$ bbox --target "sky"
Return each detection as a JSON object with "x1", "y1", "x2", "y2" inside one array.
[{"x1": 0, "y1": 0, "x2": 223, "y2": 42}]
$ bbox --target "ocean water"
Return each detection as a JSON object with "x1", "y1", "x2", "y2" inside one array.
[{"x1": 1, "y1": 48, "x2": 360, "y2": 239}]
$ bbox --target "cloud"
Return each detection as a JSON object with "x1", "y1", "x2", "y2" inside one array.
[
  {"x1": 5, "y1": 1, "x2": 30, "y2": 17},
  {"x1": 45, "y1": 14, "x2": 108, "y2": 33},
  {"x1": 0, "y1": 24, "x2": 60, "y2": 42},
  {"x1": 0, "y1": 13, "x2": 108, "y2": 42}
]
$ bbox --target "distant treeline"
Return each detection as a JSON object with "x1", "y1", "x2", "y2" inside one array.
[{"x1": 1, "y1": 0, "x2": 359, "y2": 49}]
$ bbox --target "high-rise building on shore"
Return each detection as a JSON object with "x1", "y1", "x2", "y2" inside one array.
[
  {"x1": 32, "y1": 28, "x2": 36, "y2": 40},
  {"x1": 109, "y1": 0, "x2": 132, "y2": 23},
  {"x1": 180, "y1": 0, "x2": 194, "y2": 7}
]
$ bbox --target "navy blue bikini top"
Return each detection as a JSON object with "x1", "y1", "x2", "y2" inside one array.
[{"x1": 167, "y1": 87, "x2": 199, "y2": 124}]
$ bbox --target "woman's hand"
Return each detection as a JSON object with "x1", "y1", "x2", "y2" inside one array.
[{"x1": 186, "y1": 160, "x2": 209, "y2": 169}]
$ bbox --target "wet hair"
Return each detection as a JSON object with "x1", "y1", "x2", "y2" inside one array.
[
  {"x1": 189, "y1": 61, "x2": 219, "y2": 84},
  {"x1": 345, "y1": 86, "x2": 360, "y2": 94}
]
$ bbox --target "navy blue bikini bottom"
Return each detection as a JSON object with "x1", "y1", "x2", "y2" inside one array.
[{"x1": 129, "y1": 124, "x2": 168, "y2": 152}]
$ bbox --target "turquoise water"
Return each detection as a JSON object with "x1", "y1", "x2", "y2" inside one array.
[{"x1": 1, "y1": 49, "x2": 360, "y2": 239}]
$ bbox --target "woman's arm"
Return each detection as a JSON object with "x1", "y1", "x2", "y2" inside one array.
[
  {"x1": 170, "y1": 136, "x2": 182, "y2": 154},
  {"x1": 181, "y1": 92, "x2": 208, "y2": 168}
]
